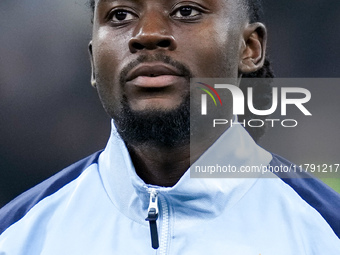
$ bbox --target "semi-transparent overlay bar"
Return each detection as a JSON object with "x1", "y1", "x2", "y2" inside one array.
[{"x1": 190, "y1": 78, "x2": 340, "y2": 178}]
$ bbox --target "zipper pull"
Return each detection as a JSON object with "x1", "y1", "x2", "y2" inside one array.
[{"x1": 145, "y1": 189, "x2": 159, "y2": 249}]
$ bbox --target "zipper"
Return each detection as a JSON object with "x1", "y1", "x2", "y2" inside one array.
[
  {"x1": 158, "y1": 195, "x2": 169, "y2": 255},
  {"x1": 145, "y1": 188, "x2": 159, "y2": 249},
  {"x1": 145, "y1": 188, "x2": 170, "y2": 254}
]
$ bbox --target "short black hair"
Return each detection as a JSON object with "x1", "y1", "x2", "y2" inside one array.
[
  {"x1": 246, "y1": 0, "x2": 264, "y2": 23},
  {"x1": 90, "y1": 0, "x2": 95, "y2": 11},
  {"x1": 87, "y1": 0, "x2": 274, "y2": 142},
  {"x1": 240, "y1": 0, "x2": 275, "y2": 141}
]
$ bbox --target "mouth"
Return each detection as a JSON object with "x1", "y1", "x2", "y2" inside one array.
[
  {"x1": 123, "y1": 61, "x2": 190, "y2": 111},
  {"x1": 125, "y1": 63, "x2": 186, "y2": 88}
]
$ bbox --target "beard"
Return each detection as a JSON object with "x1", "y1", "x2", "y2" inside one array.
[
  {"x1": 110, "y1": 53, "x2": 192, "y2": 148},
  {"x1": 113, "y1": 95, "x2": 190, "y2": 148}
]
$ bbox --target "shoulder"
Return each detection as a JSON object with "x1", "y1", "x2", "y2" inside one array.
[
  {"x1": 0, "y1": 151, "x2": 102, "y2": 235},
  {"x1": 270, "y1": 153, "x2": 340, "y2": 238}
]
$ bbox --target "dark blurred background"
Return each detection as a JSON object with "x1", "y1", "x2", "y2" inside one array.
[{"x1": 1, "y1": 0, "x2": 339, "y2": 207}]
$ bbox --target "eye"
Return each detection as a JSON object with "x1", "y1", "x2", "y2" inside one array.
[
  {"x1": 172, "y1": 6, "x2": 201, "y2": 19},
  {"x1": 109, "y1": 9, "x2": 137, "y2": 23}
]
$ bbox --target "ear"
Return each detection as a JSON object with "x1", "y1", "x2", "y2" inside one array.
[
  {"x1": 88, "y1": 41, "x2": 96, "y2": 88},
  {"x1": 239, "y1": 23, "x2": 267, "y2": 74}
]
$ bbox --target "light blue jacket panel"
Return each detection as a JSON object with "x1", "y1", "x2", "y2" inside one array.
[{"x1": 0, "y1": 124, "x2": 339, "y2": 254}]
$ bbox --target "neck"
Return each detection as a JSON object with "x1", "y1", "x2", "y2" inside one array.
[
  {"x1": 126, "y1": 123, "x2": 229, "y2": 187},
  {"x1": 127, "y1": 143, "x2": 190, "y2": 187}
]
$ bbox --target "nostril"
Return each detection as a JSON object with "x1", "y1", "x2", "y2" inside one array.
[
  {"x1": 129, "y1": 37, "x2": 175, "y2": 52},
  {"x1": 157, "y1": 40, "x2": 171, "y2": 48},
  {"x1": 132, "y1": 42, "x2": 145, "y2": 50}
]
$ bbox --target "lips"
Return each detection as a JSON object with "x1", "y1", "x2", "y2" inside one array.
[
  {"x1": 123, "y1": 62, "x2": 190, "y2": 110},
  {"x1": 125, "y1": 63, "x2": 184, "y2": 87}
]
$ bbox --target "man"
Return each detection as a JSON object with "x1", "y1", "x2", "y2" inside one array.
[{"x1": 0, "y1": 0, "x2": 339, "y2": 254}]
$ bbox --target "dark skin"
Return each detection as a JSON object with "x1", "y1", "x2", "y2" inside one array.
[{"x1": 89, "y1": 0, "x2": 267, "y2": 187}]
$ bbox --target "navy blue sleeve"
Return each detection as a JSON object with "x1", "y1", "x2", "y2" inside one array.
[
  {"x1": 271, "y1": 154, "x2": 340, "y2": 238},
  {"x1": 0, "y1": 151, "x2": 102, "y2": 235}
]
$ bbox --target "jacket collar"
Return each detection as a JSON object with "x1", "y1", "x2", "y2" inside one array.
[{"x1": 98, "y1": 121, "x2": 272, "y2": 222}]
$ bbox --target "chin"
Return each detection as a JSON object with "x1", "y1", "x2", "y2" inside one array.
[
  {"x1": 113, "y1": 94, "x2": 190, "y2": 147},
  {"x1": 129, "y1": 97, "x2": 185, "y2": 113}
]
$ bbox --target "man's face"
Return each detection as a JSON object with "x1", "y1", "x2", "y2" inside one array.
[
  {"x1": 90, "y1": 0, "x2": 250, "y2": 146},
  {"x1": 90, "y1": 0, "x2": 252, "y2": 147}
]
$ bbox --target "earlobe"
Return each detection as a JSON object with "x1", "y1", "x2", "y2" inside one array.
[
  {"x1": 88, "y1": 41, "x2": 97, "y2": 88},
  {"x1": 239, "y1": 23, "x2": 267, "y2": 74}
]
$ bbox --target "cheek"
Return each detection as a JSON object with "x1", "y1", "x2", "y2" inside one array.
[
  {"x1": 92, "y1": 36, "x2": 126, "y2": 116},
  {"x1": 94, "y1": 43, "x2": 118, "y2": 83},
  {"x1": 93, "y1": 28, "x2": 130, "y2": 77},
  {"x1": 179, "y1": 25, "x2": 240, "y2": 78},
  {"x1": 94, "y1": 51, "x2": 120, "y2": 110}
]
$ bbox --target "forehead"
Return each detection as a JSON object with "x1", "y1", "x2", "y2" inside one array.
[
  {"x1": 94, "y1": 0, "x2": 247, "y2": 23},
  {"x1": 95, "y1": 0, "x2": 244, "y2": 10}
]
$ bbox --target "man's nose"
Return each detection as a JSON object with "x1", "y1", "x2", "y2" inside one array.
[{"x1": 128, "y1": 12, "x2": 177, "y2": 53}]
